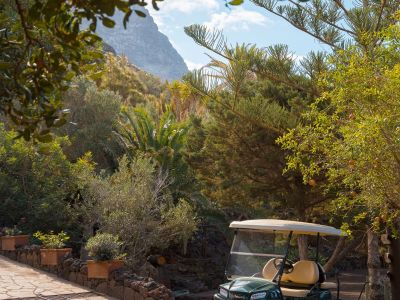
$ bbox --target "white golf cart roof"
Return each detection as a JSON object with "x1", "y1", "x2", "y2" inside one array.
[{"x1": 230, "y1": 219, "x2": 344, "y2": 236}]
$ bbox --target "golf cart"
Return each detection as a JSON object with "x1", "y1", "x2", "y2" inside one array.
[{"x1": 214, "y1": 219, "x2": 345, "y2": 300}]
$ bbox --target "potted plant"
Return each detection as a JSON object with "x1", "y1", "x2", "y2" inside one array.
[
  {"x1": 0, "y1": 226, "x2": 29, "y2": 251},
  {"x1": 33, "y1": 231, "x2": 72, "y2": 266},
  {"x1": 85, "y1": 233, "x2": 125, "y2": 279}
]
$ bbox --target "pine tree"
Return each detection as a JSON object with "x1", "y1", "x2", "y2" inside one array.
[{"x1": 182, "y1": 38, "x2": 332, "y2": 256}]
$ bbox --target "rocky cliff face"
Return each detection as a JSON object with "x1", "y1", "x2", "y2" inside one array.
[{"x1": 95, "y1": 10, "x2": 188, "y2": 81}]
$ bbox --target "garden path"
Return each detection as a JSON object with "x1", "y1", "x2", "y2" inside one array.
[{"x1": 0, "y1": 255, "x2": 114, "y2": 300}]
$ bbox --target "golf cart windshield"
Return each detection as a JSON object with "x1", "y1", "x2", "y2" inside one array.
[{"x1": 226, "y1": 230, "x2": 289, "y2": 279}]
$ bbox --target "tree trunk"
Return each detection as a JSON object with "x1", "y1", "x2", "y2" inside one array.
[
  {"x1": 388, "y1": 226, "x2": 400, "y2": 300},
  {"x1": 298, "y1": 235, "x2": 308, "y2": 260},
  {"x1": 324, "y1": 236, "x2": 346, "y2": 273},
  {"x1": 324, "y1": 236, "x2": 361, "y2": 273},
  {"x1": 296, "y1": 193, "x2": 308, "y2": 260},
  {"x1": 367, "y1": 228, "x2": 384, "y2": 300}
]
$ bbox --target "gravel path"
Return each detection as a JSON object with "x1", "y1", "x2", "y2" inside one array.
[{"x1": 0, "y1": 255, "x2": 115, "y2": 300}]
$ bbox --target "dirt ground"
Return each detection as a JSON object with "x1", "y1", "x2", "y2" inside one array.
[{"x1": 335, "y1": 270, "x2": 367, "y2": 300}]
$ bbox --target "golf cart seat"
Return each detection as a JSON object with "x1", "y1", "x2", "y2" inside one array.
[
  {"x1": 263, "y1": 259, "x2": 319, "y2": 297},
  {"x1": 263, "y1": 259, "x2": 338, "y2": 296},
  {"x1": 283, "y1": 260, "x2": 319, "y2": 284},
  {"x1": 263, "y1": 259, "x2": 319, "y2": 285}
]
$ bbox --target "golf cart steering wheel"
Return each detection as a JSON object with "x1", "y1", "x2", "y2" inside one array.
[{"x1": 273, "y1": 258, "x2": 295, "y2": 274}]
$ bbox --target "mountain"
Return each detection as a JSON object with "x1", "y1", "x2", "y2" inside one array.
[{"x1": 94, "y1": 9, "x2": 189, "y2": 81}]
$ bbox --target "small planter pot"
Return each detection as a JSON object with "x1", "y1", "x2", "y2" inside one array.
[
  {"x1": 1, "y1": 235, "x2": 29, "y2": 250},
  {"x1": 87, "y1": 260, "x2": 124, "y2": 279},
  {"x1": 40, "y1": 248, "x2": 72, "y2": 266}
]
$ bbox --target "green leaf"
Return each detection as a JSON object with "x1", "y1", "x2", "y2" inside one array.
[
  {"x1": 228, "y1": 0, "x2": 244, "y2": 5},
  {"x1": 37, "y1": 133, "x2": 53, "y2": 143},
  {"x1": 53, "y1": 118, "x2": 67, "y2": 127},
  {"x1": 134, "y1": 10, "x2": 147, "y2": 17},
  {"x1": 123, "y1": 9, "x2": 133, "y2": 28},
  {"x1": 86, "y1": 50, "x2": 104, "y2": 60},
  {"x1": 102, "y1": 17, "x2": 116, "y2": 28},
  {"x1": 88, "y1": 71, "x2": 104, "y2": 80},
  {"x1": 0, "y1": 61, "x2": 13, "y2": 70},
  {"x1": 89, "y1": 21, "x2": 96, "y2": 31},
  {"x1": 37, "y1": 144, "x2": 51, "y2": 155},
  {"x1": 64, "y1": 71, "x2": 75, "y2": 81}
]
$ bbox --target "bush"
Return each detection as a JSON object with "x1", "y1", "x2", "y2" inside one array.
[
  {"x1": 0, "y1": 123, "x2": 93, "y2": 236},
  {"x1": 80, "y1": 155, "x2": 197, "y2": 264},
  {"x1": 33, "y1": 231, "x2": 70, "y2": 249},
  {"x1": 85, "y1": 233, "x2": 124, "y2": 261},
  {"x1": 59, "y1": 77, "x2": 123, "y2": 171},
  {"x1": 2, "y1": 226, "x2": 22, "y2": 236}
]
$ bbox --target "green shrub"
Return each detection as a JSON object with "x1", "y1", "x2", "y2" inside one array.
[
  {"x1": 81, "y1": 155, "x2": 197, "y2": 264},
  {"x1": 2, "y1": 226, "x2": 22, "y2": 236},
  {"x1": 33, "y1": 231, "x2": 70, "y2": 249},
  {"x1": 0, "y1": 123, "x2": 94, "y2": 236},
  {"x1": 85, "y1": 233, "x2": 124, "y2": 261}
]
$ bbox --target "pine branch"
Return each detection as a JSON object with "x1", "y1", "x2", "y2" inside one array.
[
  {"x1": 251, "y1": 0, "x2": 341, "y2": 50},
  {"x1": 375, "y1": 0, "x2": 386, "y2": 32},
  {"x1": 332, "y1": 0, "x2": 350, "y2": 18},
  {"x1": 287, "y1": 0, "x2": 355, "y2": 36},
  {"x1": 184, "y1": 25, "x2": 229, "y2": 60},
  {"x1": 185, "y1": 25, "x2": 319, "y2": 96},
  {"x1": 183, "y1": 74, "x2": 285, "y2": 135}
]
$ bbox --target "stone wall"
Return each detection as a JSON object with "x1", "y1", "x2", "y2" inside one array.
[{"x1": 0, "y1": 246, "x2": 173, "y2": 300}]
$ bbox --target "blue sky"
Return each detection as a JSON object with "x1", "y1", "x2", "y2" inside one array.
[{"x1": 149, "y1": 0, "x2": 331, "y2": 70}]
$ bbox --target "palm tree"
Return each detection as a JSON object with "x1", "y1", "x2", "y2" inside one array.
[{"x1": 116, "y1": 107, "x2": 192, "y2": 200}]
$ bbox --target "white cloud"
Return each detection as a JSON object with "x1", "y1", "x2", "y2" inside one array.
[
  {"x1": 156, "y1": 0, "x2": 219, "y2": 13},
  {"x1": 150, "y1": 0, "x2": 220, "y2": 32},
  {"x1": 185, "y1": 60, "x2": 204, "y2": 70},
  {"x1": 204, "y1": 7, "x2": 270, "y2": 31}
]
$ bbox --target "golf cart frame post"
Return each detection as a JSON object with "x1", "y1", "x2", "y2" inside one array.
[{"x1": 273, "y1": 231, "x2": 292, "y2": 300}]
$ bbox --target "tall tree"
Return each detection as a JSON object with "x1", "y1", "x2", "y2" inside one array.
[
  {"x1": 279, "y1": 21, "x2": 400, "y2": 299},
  {"x1": 182, "y1": 31, "x2": 335, "y2": 258}
]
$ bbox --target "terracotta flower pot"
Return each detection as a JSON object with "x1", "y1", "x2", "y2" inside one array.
[
  {"x1": 1, "y1": 235, "x2": 29, "y2": 250},
  {"x1": 40, "y1": 248, "x2": 72, "y2": 266},
  {"x1": 87, "y1": 260, "x2": 124, "y2": 279}
]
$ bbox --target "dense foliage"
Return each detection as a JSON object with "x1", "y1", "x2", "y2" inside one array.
[
  {"x1": 183, "y1": 39, "x2": 328, "y2": 225},
  {"x1": 58, "y1": 77, "x2": 123, "y2": 171},
  {"x1": 79, "y1": 155, "x2": 197, "y2": 264},
  {"x1": 279, "y1": 23, "x2": 400, "y2": 232},
  {"x1": 2, "y1": 0, "x2": 400, "y2": 289},
  {"x1": 0, "y1": 0, "x2": 162, "y2": 140},
  {"x1": 117, "y1": 108, "x2": 193, "y2": 199},
  {"x1": 0, "y1": 123, "x2": 90, "y2": 234}
]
